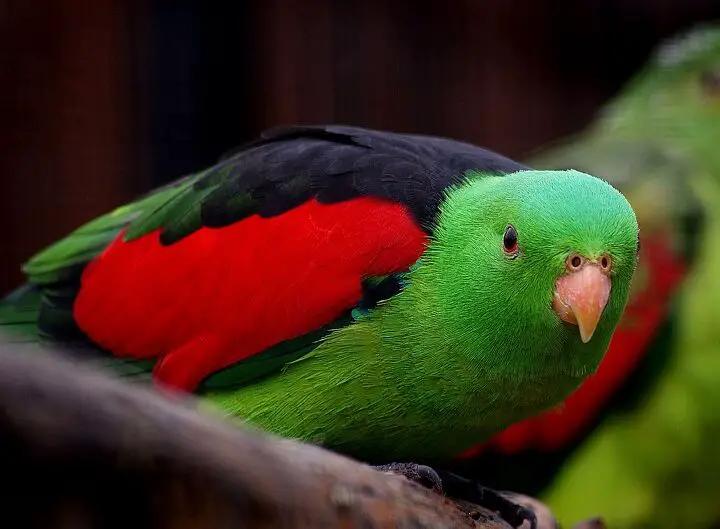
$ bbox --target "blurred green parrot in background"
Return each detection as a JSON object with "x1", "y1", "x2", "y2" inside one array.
[{"x1": 456, "y1": 23, "x2": 720, "y2": 529}]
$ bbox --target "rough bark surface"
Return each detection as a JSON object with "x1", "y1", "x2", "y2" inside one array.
[{"x1": 0, "y1": 335, "x2": 601, "y2": 529}]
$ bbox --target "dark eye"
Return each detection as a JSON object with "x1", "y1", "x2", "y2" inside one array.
[
  {"x1": 700, "y1": 69, "x2": 720, "y2": 97},
  {"x1": 599, "y1": 254, "x2": 612, "y2": 271},
  {"x1": 503, "y1": 225, "x2": 519, "y2": 255}
]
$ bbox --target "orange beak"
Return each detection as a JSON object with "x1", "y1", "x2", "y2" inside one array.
[{"x1": 552, "y1": 264, "x2": 612, "y2": 343}]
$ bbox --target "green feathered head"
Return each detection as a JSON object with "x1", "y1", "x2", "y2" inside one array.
[{"x1": 418, "y1": 169, "x2": 639, "y2": 382}]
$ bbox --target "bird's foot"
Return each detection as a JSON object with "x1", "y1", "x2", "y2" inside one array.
[
  {"x1": 371, "y1": 462, "x2": 444, "y2": 494},
  {"x1": 372, "y1": 463, "x2": 537, "y2": 529},
  {"x1": 438, "y1": 471, "x2": 539, "y2": 529}
]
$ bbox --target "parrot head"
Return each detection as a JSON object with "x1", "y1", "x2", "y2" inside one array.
[
  {"x1": 426, "y1": 169, "x2": 639, "y2": 376},
  {"x1": 605, "y1": 24, "x2": 720, "y2": 154}
]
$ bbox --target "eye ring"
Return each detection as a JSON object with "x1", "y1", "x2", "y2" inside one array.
[
  {"x1": 567, "y1": 253, "x2": 584, "y2": 270},
  {"x1": 599, "y1": 254, "x2": 612, "y2": 271},
  {"x1": 503, "y1": 224, "x2": 519, "y2": 256}
]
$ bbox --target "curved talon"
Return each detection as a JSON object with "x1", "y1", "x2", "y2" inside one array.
[
  {"x1": 434, "y1": 470, "x2": 539, "y2": 529},
  {"x1": 372, "y1": 464, "x2": 540, "y2": 529}
]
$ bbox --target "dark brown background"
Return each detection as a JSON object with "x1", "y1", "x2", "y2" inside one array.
[{"x1": 2, "y1": 0, "x2": 719, "y2": 293}]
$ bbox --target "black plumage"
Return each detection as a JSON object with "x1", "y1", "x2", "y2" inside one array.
[{"x1": 126, "y1": 124, "x2": 529, "y2": 245}]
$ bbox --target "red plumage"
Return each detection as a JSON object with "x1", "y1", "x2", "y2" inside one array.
[
  {"x1": 461, "y1": 233, "x2": 686, "y2": 456},
  {"x1": 74, "y1": 197, "x2": 428, "y2": 391}
]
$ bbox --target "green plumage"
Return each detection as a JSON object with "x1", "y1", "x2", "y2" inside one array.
[{"x1": 25, "y1": 176, "x2": 198, "y2": 286}]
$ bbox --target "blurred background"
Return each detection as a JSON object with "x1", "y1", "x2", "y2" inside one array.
[{"x1": 2, "y1": 0, "x2": 720, "y2": 293}]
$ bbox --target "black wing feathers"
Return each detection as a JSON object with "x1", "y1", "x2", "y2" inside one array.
[{"x1": 179, "y1": 125, "x2": 528, "y2": 245}]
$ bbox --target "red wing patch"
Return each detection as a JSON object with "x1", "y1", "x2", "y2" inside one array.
[
  {"x1": 74, "y1": 197, "x2": 428, "y2": 391},
  {"x1": 461, "y1": 233, "x2": 687, "y2": 457}
]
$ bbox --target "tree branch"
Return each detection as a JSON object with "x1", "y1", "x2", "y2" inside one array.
[{"x1": 0, "y1": 335, "x2": 598, "y2": 528}]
